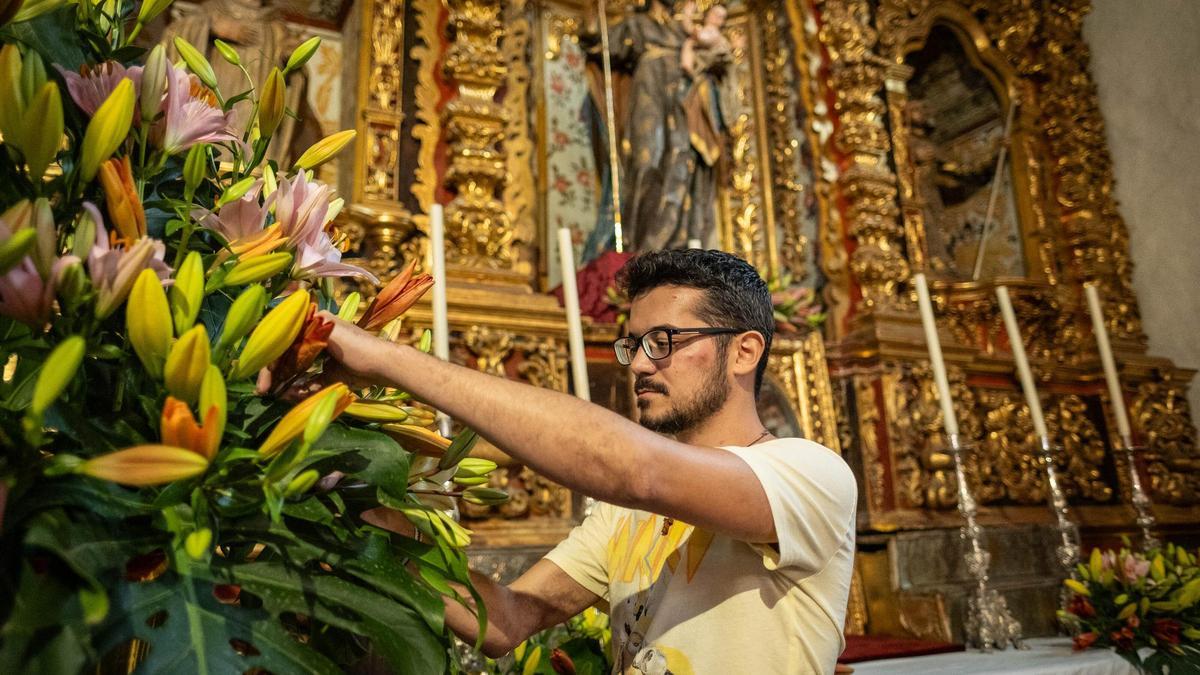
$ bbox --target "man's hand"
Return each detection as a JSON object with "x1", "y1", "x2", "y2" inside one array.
[{"x1": 317, "y1": 311, "x2": 398, "y2": 387}]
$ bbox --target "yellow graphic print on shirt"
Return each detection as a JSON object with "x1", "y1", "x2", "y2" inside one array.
[{"x1": 606, "y1": 513, "x2": 710, "y2": 674}]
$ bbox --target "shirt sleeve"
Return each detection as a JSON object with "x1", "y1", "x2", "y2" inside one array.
[
  {"x1": 543, "y1": 502, "x2": 614, "y2": 601},
  {"x1": 724, "y1": 439, "x2": 857, "y2": 577}
]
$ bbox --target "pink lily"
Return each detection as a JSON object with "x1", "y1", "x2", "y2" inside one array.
[
  {"x1": 293, "y1": 230, "x2": 377, "y2": 283},
  {"x1": 56, "y1": 62, "x2": 144, "y2": 117},
  {"x1": 273, "y1": 173, "x2": 334, "y2": 245},
  {"x1": 0, "y1": 258, "x2": 62, "y2": 327},
  {"x1": 1121, "y1": 554, "x2": 1150, "y2": 583},
  {"x1": 194, "y1": 182, "x2": 273, "y2": 242},
  {"x1": 154, "y1": 64, "x2": 234, "y2": 155},
  {"x1": 83, "y1": 203, "x2": 171, "y2": 318}
]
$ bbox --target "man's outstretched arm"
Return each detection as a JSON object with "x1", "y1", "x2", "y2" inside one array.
[{"x1": 322, "y1": 315, "x2": 776, "y2": 544}]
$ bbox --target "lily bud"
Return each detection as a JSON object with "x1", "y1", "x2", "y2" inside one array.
[
  {"x1": 0, "y1": 45, "x2": 23, "y2": 139},
  {"x1": 284, "y1": 36, "x2": 321, "y2": 75},
  {"x1": 172, "y1": 37, "x2": 218, "y2": 90},
  {"x1": 212, "y1": 39, "x2": 240, "y2": 66},
  {"x1": 462, "y1": 487, "x2": 509, "y2": 506},
  {"x1": 94, "y1": 236, "x2": 157, "y2": 319},
  {"x1": 17, "y1": 47, "x2": 43, "y2": 105},
  {"x1": 418, "y1": 328, "x2": 433, "y2": 353},
  {"x1": 71, "y1": 206, "x2": 98, "y2": 259},
  {"x1": 258, "y1": 382, "x2": 352, "y2": 457},
  {"x1": 80, "y1": 444, "x2": 209, "y2": 486},
  {"x1": 451, "y1": 475, "x2": 488, "y2": 486},
  {"x1": 257, "y1": 67, "x2": 285, "y2": 138},
  {"x1": 0, "y1": 228, "x2": 35, "y2": 274},
  {"x1": 455, "y1": 457, "x2": 498, "y2": 477},
  {"x1": 140, "y1": 44, "x2": 168, "y2": 123},
  {"x1": 31, "y1": 197, "x2": 55, "y2": 278},
  {"x1": 357, "y1": 259, "x2": 433, "y2": 331},
  {"x1": 343, "y1": 400, "x2": 409, "y2": 423},
  {"x1": 30, "y1": 335, "x2": 85, "y2": 416},
  {"x1": 292, "y1": 129, "x2": 355, "y2": 171},
  {"x1": 21, "y1": 82, "x2": 62, "y2": 181},
  {"x1": 198, "y1": 365, "x2": 226, "y2": 449},
  {"x1": 230, "y1": 289, "x2": 309, "y2": 380},
  {"x1": 261, "y1": 163, "x2": 278, "y2": 197},
  {"x1": 136, "y1": 0, "x2": 172, "y2": 24},
  {"x1": 184, "y1": 528, "x2": 212, "y2": 560},
  {"x1": 217, "y1": 284, "x2": 267, "y2": 350},
  {"x1": 164, "y1": 324, "x2": 211, "y2": 403},
  {"x1": 98, "y1": 156, "x2": 146, "y2": 242},
  {"x1": 336, "y1": 291, "x2": 361, "y2": 321},
  {"x1": 1064, "y1": 578, "x2": 1091, "y2": 597},
  {"x1": 80, "y1": 78, "x2": 135, "y2": 182},
  {"x1": 56, "y1": 261, "x2": 88, "y2": 310},
  {"x1": 183, "y1": 143, "x2": 207, "y2": 201},
  {"x1": 216, "y1": 175, "x2": 256, "y2": 208},
  {"x1": 10, "y1": 0, "x2": 68, "y2": 23},
  {"x1": 222, "y1": 251, "x2": 292, "y2": 287},
  {"x1": 284, "y1": 469, "x2": 320, "y2": 498},
  {"x1": 127, "y1": 268, "x2": 172, "y2": 379},
  {"x1": 169, "y1": 251, "x2": 204, "y2": 334},
  {"x1": 381, "y1": 423, "x2": 451, "y2": 457}
]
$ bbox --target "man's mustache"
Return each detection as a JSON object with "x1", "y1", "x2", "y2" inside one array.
[{"x1": 634, "y1": 377, "x2": 668, "y2": 395}]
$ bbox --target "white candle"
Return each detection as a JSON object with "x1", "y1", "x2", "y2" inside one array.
[
  {"x1": 913, "y1": 273, "x2": 959, "y2": 437},
  {"x1": 430, "y1": 204, "x2": 450, "y2": 363},
  {"x1": 1084, "y1": 283, "x2": 1132, "y2": 444},
  {"x1": 996, "y1": 285, "x2": 1049, "y2": 439},
  {"x1": 557, "y1": 227, "x2": 591, "y2": 402},
  {"x1": 687, "y1": 238, "x2": 703, "y2": 250}
]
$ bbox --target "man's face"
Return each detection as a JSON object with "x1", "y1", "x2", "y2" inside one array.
[{"x1": 626, "y1": 285, "x2": 732, "y2": 435}]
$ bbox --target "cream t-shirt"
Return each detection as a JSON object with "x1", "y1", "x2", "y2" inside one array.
[{"x1": 544, "y1": 438, "x2": 857, "y2": 675}]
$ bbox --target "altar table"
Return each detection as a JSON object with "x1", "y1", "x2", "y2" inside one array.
[{"x1": 850, "y1": 637, "x2": 1140, "y2": 675}]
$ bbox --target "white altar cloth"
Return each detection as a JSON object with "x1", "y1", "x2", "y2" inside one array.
[{"x1": 850, "y1": 638, "x2": 1140, "y2": 675}]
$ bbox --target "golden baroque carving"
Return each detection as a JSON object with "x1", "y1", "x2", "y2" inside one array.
[
  {"x1": 888, "y1": 362, "x2": 980, "y2": 510},
  {"x1": 978, "y1": 389, "x2": 1042, "y2": 505},
  {"x1": 769, "y1": 332, "x2": 841, "y2": 452},
  {"x1": 501, "y1": 0, "x2": 536, "y2": 257},
  {"x1": 854, "y1": 374, "x2": 887, "y2": 512},
  {"x1": 816, "y1": 0, "x2": 909, "y2": 311},
  {"x1": 442, "y1": 0, "x2": 516, "y2": 271},
  {"x1": 410, "y1": 0, "x2": 441, "y2": 215},
  {"x1": 1132, "y1": 374, "x2": 1200, "y2": 506},
  {"x1": 1045, "y1": 394, "x2": 1113, "y2": 503},
  {"x1": 544, "y1": 13, "x2": 579, "y2": 61},
  {"x1": 461, "y1": 466, "x2": 572, "y2": 521}
]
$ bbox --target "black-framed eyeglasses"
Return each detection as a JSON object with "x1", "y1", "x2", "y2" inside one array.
[{"x1": 612, "y1": 327, "x2": 743, "y2": 366}]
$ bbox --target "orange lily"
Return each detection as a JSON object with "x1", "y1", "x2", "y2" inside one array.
[
  {"x1": 357, "y1": 260, "x2": 434, "y2": 331},
  {"x1": 98, "y1": 156, "x2": 146, "y2": 242},
  {"x1": 268, "y1": 302, "x2": 333, "y2": 387},
  {"x1": 258, "y1": 383, "x2": 353, "y2": 457},
  {"x1": 160, "y1": 396, "x2": 221, "y2": 460},
  {"x1": 212, "y1": 224, "x2": 288, "y2": 267},
  {"x1": 80, "y1": 445, "x2": 209, "y2": 486}
]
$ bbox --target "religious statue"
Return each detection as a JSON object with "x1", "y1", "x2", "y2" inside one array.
[
  {"x1": 162, "y1": 0, "x2": 321, "y2": 167},
  {"x1": 580, "y1": 0, "x2": 741, "y2": 259}
]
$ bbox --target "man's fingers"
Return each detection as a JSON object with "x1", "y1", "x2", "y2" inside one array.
[{"x1": 255, "y1": 367, "x2": 273, "y2": 395}]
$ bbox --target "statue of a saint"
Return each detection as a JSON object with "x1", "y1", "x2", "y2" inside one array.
[{"x1": 580, "y1": 0, "x2": 740, "y2": 258}]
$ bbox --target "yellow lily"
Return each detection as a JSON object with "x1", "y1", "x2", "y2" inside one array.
[
  {"x1": 80, "y1": 78, "x2": 135, "y2": 182},
  {"x1": 222, "y1": 251, "x2": 292, "y2": 287},
  {"x1": 169, "y1": 251, "x2": 204, "y2": 334},
  {"x1": 0, "y1": 44, "x2": 21, "y2": 138},
  {"x1": 127, "y1": 268, "x2": 172, "y2": 379},
  {"x1": 140, "y1": 44, "x2": 167, "y2": 123},
  {"x1": 1064, "y1": 578, "x2": 1091, "y2": 597},
  {"x1": 164, "y1": 324, "x2": 211, "y2": 403},
  {"x1": 292, "y1": 129, "x2": 355, "y2": 171},
  {"x1": 230, "y1": 289, "x2": 308, "y2": 380},
  {"x1": 343, "y1": 400, "x2": 410, "y2": 423},
  {"x1": 19, "y1": 81, "x2": 62, "y2": 181},
  {"x1": 381, "y1": 423, "x2": 451, "y2": 457},
  {"x1": 258, "y1": 383, "x2": 353, "y2": 457},
  {"x1": 216, "y1": 284, "x2": 266, "y2": 350},
  {"x1": 199, "y1": 365, "x2": 227, "y2": 448},
  {"x1": 98, "y1": 156, "x2": 146, "y2": 242},
  {"x1": 80, "y1": 444, "x2": 209, "y2": 486},
  {"x1": 30, "y1": 335, "x2": 85, "y2": 417},
  {"x1": 258, "y1": 67, "x2": 285, "y2": 137}
]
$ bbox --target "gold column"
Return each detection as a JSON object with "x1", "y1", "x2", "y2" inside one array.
[{"x1": 816, "y1": 0, "x2": 908, "y2": 313}]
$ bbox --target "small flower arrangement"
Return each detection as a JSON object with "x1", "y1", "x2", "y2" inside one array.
[
  {"x1": 769, "y1": 272, "x2": 825, "y2": 334},
  {"x1": 1059, "y1": 540, "x2": 1200, "y2": 673},
  {"x1": 0, "y1": 1, "x2": 503, "y2": 671}
]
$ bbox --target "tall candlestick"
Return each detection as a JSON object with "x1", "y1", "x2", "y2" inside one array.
[
  {"x1": 430, "y1": 205, "x2": 451, "y2": 436},
  {"x1": 995, "y1": 285, "x2": 1048, "y2": 439},
  {"x1": 557, "y1": 227, "x2": 591, "y2": 402},
  {"x1": 1084, "y1": 283, "x2": 1132, "y2": 444},
  {"x1": 914, "y1": 274, "x2": 959, "y2": 436}
]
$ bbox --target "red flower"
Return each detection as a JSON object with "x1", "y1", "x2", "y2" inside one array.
[
  {"x1": 554, "y1": 177, "x2": 570, "y2": 193},
  {"x1": 1072, "y1": 632, "x2": 1098, "y2": 651},
  {"x1": 552, "y1": 250, "x2": 634, "y2": 324},
  {"x1": 357, "y1": 259, "x2": 434, "y2": 331},
  {"x1": 1110, "y1": 627, "x2": 1136, "y2": 652},
  {"x1": 550, "y1": 648, "x2": 576, "y2": 675},
  {"x1": 1126, "y1": 614, "x2": 1140, "y2": 629},
  {"x1": 550, "y1": 74, "x2": 566, "y2": 95},
  {"x1": 1067, "y1": 594, "x2": 1095, "y2": 618},
  {"x1": 577, "y1": 169, "x2": 592, "y2": 186},
  {"x1": 1150, "y1": 618, "x2": 1181, "y2": 646},
  {"x1": 269, "y1": 302, "x2": 334, "y2": 385}
]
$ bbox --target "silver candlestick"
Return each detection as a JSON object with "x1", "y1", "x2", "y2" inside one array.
[
  {"x1": 1121, "y1": 437, "x2": 1160, "y2": 551},
  {"x1": 1035, "y1": 435, "x2": 1082, "y2": 575},
  {"x1": 948, "y1": 433, "x2": 1024, "y2": 651}
]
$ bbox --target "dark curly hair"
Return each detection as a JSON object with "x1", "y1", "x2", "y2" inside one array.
[{"x1": 617, "y1": 249, "x2": 774, "y2": 395}]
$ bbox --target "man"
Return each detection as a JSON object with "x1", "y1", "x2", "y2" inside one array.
[{"x1": 321, "y1": 249, "x2": 857, "y2": 674}]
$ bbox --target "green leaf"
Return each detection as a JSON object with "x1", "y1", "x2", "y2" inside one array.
[
  {"x1": 0, "y1": 562, "x2": 92, "y2": 674},
  {"x1": 438, "y1": 429, "x2": 478, "y2": 471},
  {"x1": 95, "y1": 570, "x2": 342, "y2": 675}
]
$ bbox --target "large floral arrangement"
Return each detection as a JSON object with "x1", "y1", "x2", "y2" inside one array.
[
  {"x1": 1060, "y1": 541, "x2": 1200, "y2": 673},
  {"x1": 470, "y1": 607, "x2": 611, "y2": 675},
  {"x1": 0, "y1": 1, "x2": 503, "y2": 672}
]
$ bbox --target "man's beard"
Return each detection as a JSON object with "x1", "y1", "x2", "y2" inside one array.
[{"x1": 636, "y1": 353, "x2": 731, "y2": 436}]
